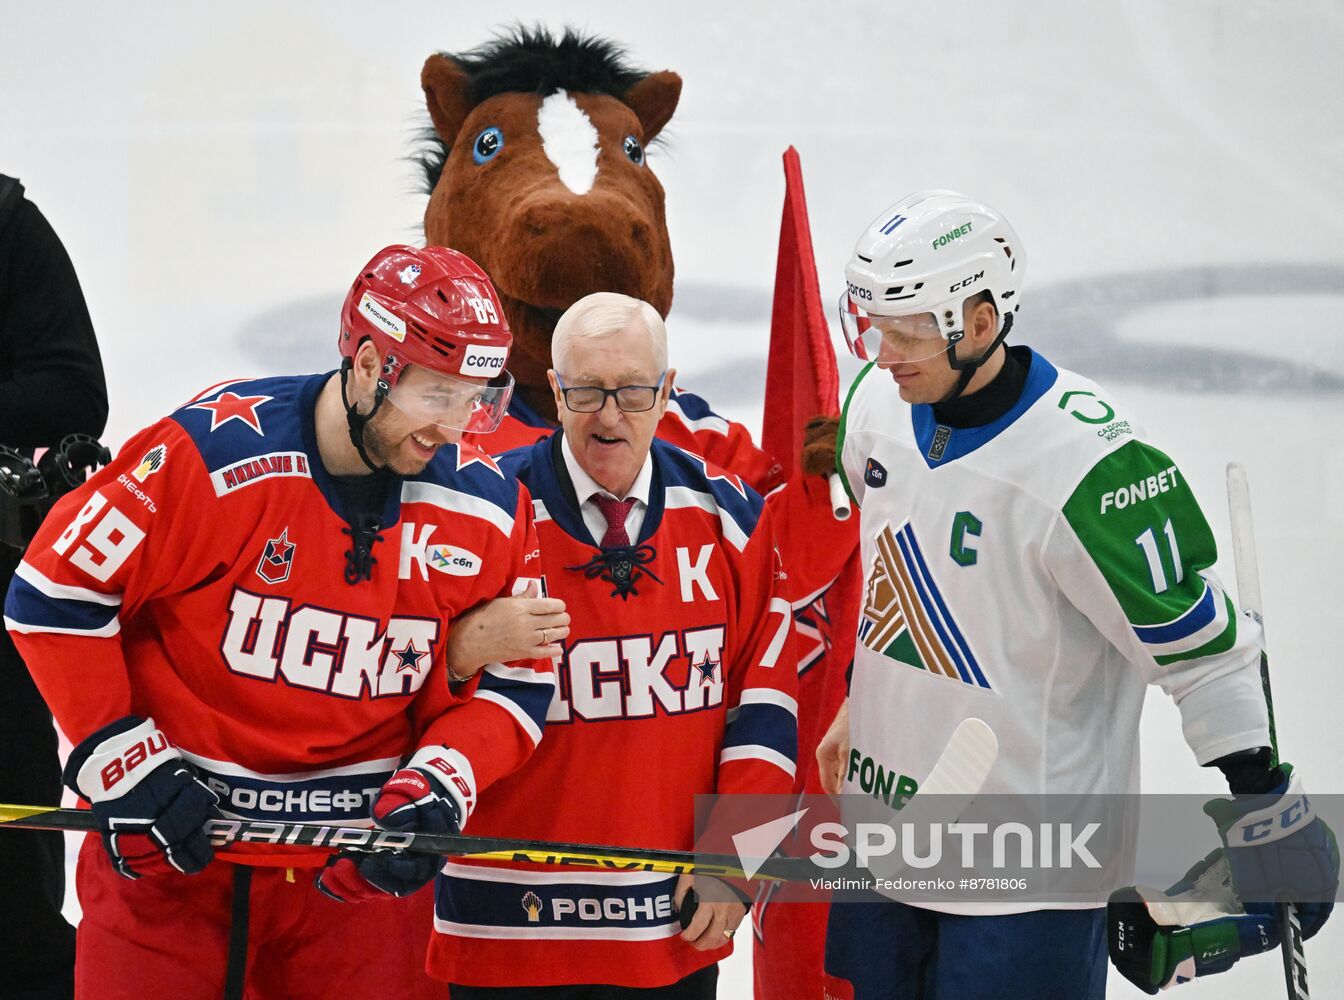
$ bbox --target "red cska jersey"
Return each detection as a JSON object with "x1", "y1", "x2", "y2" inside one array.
[
  {"x1": 4, "y1": 373, "x2": 554, "y2": 866},
  {"x1": 426, "y1": 432, "x2": 799, "y2": 988}
]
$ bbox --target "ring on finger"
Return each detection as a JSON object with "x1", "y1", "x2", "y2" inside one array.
[
  {"x1": 540, "y1": 627, "x2": 550, "y2": 645},
  {"x1": 723, "y1": 928, "x2": 735, "y2": 939}
]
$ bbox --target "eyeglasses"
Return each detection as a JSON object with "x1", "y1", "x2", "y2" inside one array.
[{"x1": 555, "y1": 372, "x2": 668, "y2": 413}]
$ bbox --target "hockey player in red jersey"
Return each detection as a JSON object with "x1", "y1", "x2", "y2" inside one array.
[
  {"x1": 3, "y1": 245, "x2": 568, "y2": 999},
  {"x1": 426, "y1": 292, "x2": 799, "y2": 997}
]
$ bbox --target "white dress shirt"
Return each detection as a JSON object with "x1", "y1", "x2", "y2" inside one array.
[{"x1": 560, "y1": 434, "x2": 654, "y2": 545}]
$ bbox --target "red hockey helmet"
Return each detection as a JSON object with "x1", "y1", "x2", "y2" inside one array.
[
  {"x1": 340, "y1": 244, "x2": 512, "y2": 384},
  {"x1": 339, "y1": 245, "x2": 514, "y2": 433}
]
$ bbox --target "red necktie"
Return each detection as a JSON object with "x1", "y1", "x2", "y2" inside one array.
[{"x1": 591, "y1": 494, "x2": 637, "y2": 548}]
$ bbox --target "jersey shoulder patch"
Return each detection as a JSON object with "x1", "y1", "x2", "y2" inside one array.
[
  {"x1": 411, "y1": 443, "x2": 524, "y2": 528},
  {"x1": 664, "y1": 386, "x2": 731, "y2": 437},
  {"x1": 654, "y1": 439, "x2": 764, "y2": 546},
  {"x1": 1041, "y1": 365, "x2": 1143, "y2": 452},
  {"x1": 169, "y1": 374, "x2": 317, "y2": 495}
]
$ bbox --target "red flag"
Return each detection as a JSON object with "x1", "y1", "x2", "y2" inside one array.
[
  {"x1": 753, "y1": 147, "x2": 858, "y2": 1000},
  {"x1": 762, "y1": 147, "x2": 840, "y2": 478}
]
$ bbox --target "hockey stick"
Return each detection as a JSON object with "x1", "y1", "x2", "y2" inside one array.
[
  {"x1": 860, "y1": 716, "x2": 999, "y2": 889},
  {"x1": 695, "y1": 716, "x2": 998, "y2": 924},
  {"x1": 1226, "y1": 462, "x2": 1309, "y2": 1000},
  {"x1": 0, "y1": 802, "x2": 810, "y2": 883}
]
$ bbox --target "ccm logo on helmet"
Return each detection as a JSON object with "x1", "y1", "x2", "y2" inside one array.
[
  {"x1": 462, "y1": 345, "x2": 508, "y2": 373},
  {"x1": 847, "y1": 282, "x2": 873, "y2": 302},
  {"x1": 949, "y1": 270, "x2": 985, "y2": 293}
]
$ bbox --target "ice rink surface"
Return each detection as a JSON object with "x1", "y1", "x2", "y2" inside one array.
[{"x1": 2, "y1": 1, "x2": 1341, "y2": 994}]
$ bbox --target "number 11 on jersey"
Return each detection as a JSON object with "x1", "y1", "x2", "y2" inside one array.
[{"x1": 1135, "y1": 519, "x2": 1183, "y2": 593}]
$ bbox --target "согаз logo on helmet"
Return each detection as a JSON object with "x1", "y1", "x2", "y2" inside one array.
[{"x1": 463, "y1": 345, "x2": 507, "y2": 372}]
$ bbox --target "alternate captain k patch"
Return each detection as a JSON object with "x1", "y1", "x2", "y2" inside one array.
[{"x1": 858, "y1": 520, "x2": 990, "y2": 689}]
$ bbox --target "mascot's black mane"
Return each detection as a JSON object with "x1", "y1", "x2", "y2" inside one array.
[{"x1": 416, "y1": 26, "x2": 651, "y2": 193}]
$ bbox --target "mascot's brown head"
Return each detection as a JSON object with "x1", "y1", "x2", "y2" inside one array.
[{"x1": 419, "y1": 28, "x2": 681, "y2": 414}]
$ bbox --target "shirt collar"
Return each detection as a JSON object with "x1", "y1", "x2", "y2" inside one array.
[{"x1": 560, "y1": 433, "x2": 653, "y2": 508}]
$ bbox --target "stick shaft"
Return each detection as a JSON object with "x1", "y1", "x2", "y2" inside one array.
[
  {"x1": 1226, "y1": 463, "x2": 1308, "y2": 1000},
  {"x1": 1226, "y1": 463, "x2": 1278, "y2": 759},
  {"x1": 0, "y1": 803, "x2": 807, "y2": 882}
]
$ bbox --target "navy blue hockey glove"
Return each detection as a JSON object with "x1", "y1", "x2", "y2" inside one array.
[
  {"x1": 64, "y1": 715, "x2": 221, "y2": 879},
  {"x1": 1203, "y1": 764, "x2": 1339, "y2": 939},
  {"x1": 1109, "y1": 849, "x2": 1279, "y2": 993},
  {"x1": 369, "y1": 746, "x2": 471, "y2": 835},
  {"x1": 315, "y1": 746, "x2": 470, "y2": 903}
]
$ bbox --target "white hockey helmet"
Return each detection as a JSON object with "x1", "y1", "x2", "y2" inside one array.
[{"x1": 839, "y1": 190, "x2": 1025, "y2": 366}]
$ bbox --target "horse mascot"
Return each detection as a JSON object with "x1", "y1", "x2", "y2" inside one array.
[{"x1": 416, "y1": 28, "x2": 855, "y2": 1000}]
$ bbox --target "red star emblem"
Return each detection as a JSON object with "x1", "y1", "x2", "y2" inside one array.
[
  {"x1": 264, "y1": 528, "x2": 295, "y2": 565},
  {"x1": 693, "y1": 456, "x2": 748, "y2": 499},
  {"x1": 455, "y1": 445, "x2": 503, "y2": 478},
  {"x1": 189, "y1": 391, "x2": 273, "y2": 434}
]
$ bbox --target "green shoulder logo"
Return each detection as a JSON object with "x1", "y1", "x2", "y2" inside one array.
[{"x1": 1058, "y1": 389, "x2": 1115, "y2": 425}]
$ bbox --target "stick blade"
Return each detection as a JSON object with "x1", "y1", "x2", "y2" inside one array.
[
  {"x1": 917, "y1": 717, "x2": 999, "y2": 798},
  {"x1": 861, "y1": 718, "x2": 999, "y2": 890}
]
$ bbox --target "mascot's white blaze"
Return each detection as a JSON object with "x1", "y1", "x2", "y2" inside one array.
[{"x1": 537, "y1": 90, "x2": 599, "y2": 195}]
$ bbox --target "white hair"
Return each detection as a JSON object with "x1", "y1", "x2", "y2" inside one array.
[{"x1": 551, "y1": 292, "x2": 668, "y2": 374}]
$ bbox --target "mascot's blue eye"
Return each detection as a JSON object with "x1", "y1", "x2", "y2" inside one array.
[
  {"x1": 623, "y1": 135, "x2": 644, "y2": 165},
  {"x1": 473, "y1": 127, "x2": 504, "y2": 164}
]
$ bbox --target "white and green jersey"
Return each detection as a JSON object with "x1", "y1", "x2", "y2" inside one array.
[{"x1": 837, "y1": 350, "x2": 1270, "y2": 812}]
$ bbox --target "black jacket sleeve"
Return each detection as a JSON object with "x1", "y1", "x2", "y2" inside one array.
[{"x1": 0, "y1": 175, "x2": 108, "y2": 447}]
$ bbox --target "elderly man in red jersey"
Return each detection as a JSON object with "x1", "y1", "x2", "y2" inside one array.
[{"x1": 425, "y1": 291, "x2": 799, "y2": 999}]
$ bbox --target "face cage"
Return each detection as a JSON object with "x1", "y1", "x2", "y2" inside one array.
[
  {"x1": 381, "y1": 368, "x2": 516, "y2": 434},
  {"x1": 837, "y1": 291, "x2": 962, "y2": 366}
]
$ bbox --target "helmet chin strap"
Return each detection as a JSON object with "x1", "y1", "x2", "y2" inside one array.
[
  {"x1": 939, "y1": 311, "x2": 1015, "y2": 404},
  {"x1": 339, "y1": 360, "x2": 388, "y2": 474}
]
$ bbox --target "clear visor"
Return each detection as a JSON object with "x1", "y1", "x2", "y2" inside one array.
[
  {"x1": 385, "y1": 365, "x2": 515, "y2": 434},
  {"x1": 837, "y1": 292, "x2": 959, "y2": 365}
]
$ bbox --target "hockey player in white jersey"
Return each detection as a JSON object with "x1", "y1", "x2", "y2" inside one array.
[{"x1": 815, "y1": 191, "x2": 1337, "y2": 997}]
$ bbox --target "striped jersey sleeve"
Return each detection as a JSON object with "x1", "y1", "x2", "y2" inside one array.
[
  {"x1": 1061, "y1": 441, "x2": 1235, "y2": 662},
  {"x1": 3, "y1": 420, "x2": 208, "y2": 740},
  {"x1": 414, "y1": 479, "x2": 555, "y2": 801},
  {"x1": 717, "y1": 503, "x2": 799, "y2": 792},
  {"x1": 1049, "y1": 439, "x2": 1269, "y2": 762}
]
